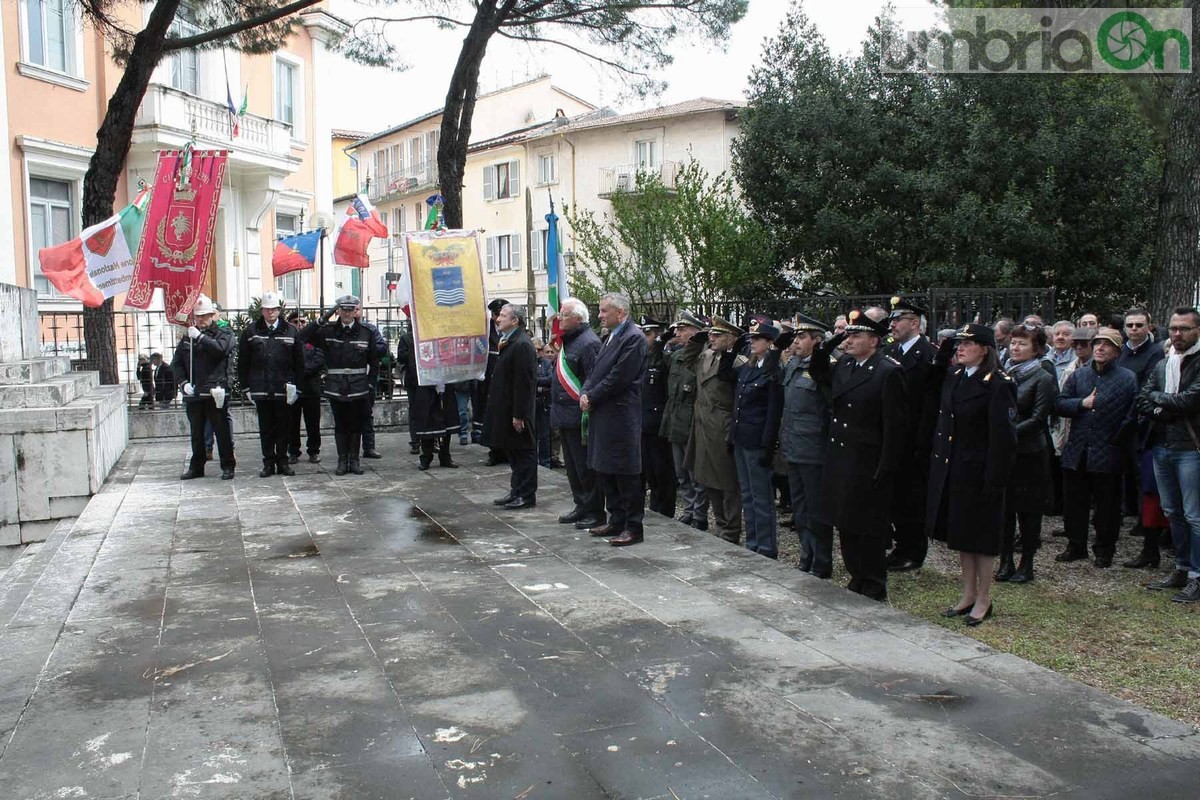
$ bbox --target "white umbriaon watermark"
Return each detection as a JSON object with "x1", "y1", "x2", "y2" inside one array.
[{"x1": 882, "y1": 8, "x2": 1192, "y2": 74}]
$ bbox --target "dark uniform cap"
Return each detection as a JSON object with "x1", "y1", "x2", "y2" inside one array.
[
  {"x1": 709, "y1": 315, "x2": 744, "y2": 337},
  {"x1": 638, "y1": 315, "x2": 667, "y2": 330},
  {"x1": 889, "y1": 294, "x2": 928, "y2": 318},
  {"x1": 672, "y1": 309, "x2": 708, "y2": 331},
  {"x1": 335, "y1": 294, "x2": 361, "y2": 309},
  {"x1": 487, "y1": 298, "x2": 509, "y2": 314},
  {"x1": 747, "y1": 319, "x2": 780, "y2": 340},
  {"x1": 844, "y1": 308, "x2": 888, "y2": 337},
  {"x1": 792, "y1": 312, "x2": 829, "y2": 334},
  {"x1": 953, "y1": 323, "x2": 996, "y2": 347}
]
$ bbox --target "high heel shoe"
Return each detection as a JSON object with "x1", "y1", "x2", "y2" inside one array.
[
  {"x1": 965, "y1": 604, "x2": 994, "y2": 627},
  {"x1": 941, "y1": 604, "x2": 973, "y2": 618}
]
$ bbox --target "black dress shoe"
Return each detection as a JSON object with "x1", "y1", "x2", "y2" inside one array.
[
  {"x1": 277, "y1": 463, "x2": 295, "y2": 477},
  {"x1": 438, "y1": 459, "x2": 460, "y2": 469},
  {"x1": 1122, "y1": 551, "x2": 1160, "y2": 569},
  {"x1": 589, "y1": 523, "x2": 619, "y2": 537},
  {"x1": 288, "y1": 454, "x2": 300, "y2": 464},
  {"x1": 941, "y1": 605, "x2": 973, "y2": 618},
  {"x1": 1093, "y1": 556, "x2": 1113, "y2": 569},
  {"x1": 259, "y1": 464, "x2": 276, "y2": 478},
  {"x1": 180, "y1": 469, "x2": 204, "y2": 480},
  {"x1": 574, "y1": 516, "x2": 604, "y2": 530},
  {"x1": 559, "y1": 509, "x2": 585, "y2": 524},
  {"x1": 609, "y1": 530, "x2": 644, "y2": 547},
  {"x1": 363, "y1": 450, "x2": 383, "y2": 459},
  {"x1": 503, "y1": 496, "x2": 536, "y2": 509},
  {"x1": 220, "y1": 469, "x2": 235, "y2": 480},
  {"x1": 1147, "y1": 570, "x2": 1188, "y2": 590},
  {"x1": 308, "y1": 453, "x2": 320, "y2": 463},
  {"x1": 888, "y1": 557, "x2": 921, "y2": 573},
  {"x1": 1055, "y1": 549, "x2": 1087, "y2": 563},
  {"x1": 965, "y1": 604, "x2": 993, "y2": 626},
  {"x1": 676, "y1": 513, "x2": 694, "y2": 526},
  {"x1": 493, "y1": 494, "x2": 516, "y2": 506}
]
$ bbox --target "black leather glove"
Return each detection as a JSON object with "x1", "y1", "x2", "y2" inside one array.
[
  {"x1": 936, "y1": 336, "x2": 957, "y2": 367},
  {"x1": 690, "y1": 329, "x2": 708, "y2": 345},
  {"x1": 774, "y1": 331, "x2": 795, "y2": 352}
]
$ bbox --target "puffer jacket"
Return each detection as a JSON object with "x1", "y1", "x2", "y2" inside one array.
[
  {"x1": 301, "y1": 319, "x2": 378, "y2": 401},
  {"x1": 237, "y1": 317, "x2": 303, "y2": 398},
  {"x1": 1136, "y1": 346, "x2": 1200, "y2": 452},
  {"x1": 171, "y1": 324, "x2": 233, "y2": 403},
  {"x1": 1054, "y1": 361, "x2": 1137, "y2": 472}
]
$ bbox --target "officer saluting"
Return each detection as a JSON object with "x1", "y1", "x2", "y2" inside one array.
[
  {"x1": 811, "y1": 308, "x2": 908, "y2": 601},
  {"x1": 237, "y1": 291, "x2": 303, "y2": 478},
  {"x1": 299, "y1": 295, "x2": 379, "y2": 476},
  {"x1": 173, "y1": 294, "x2": 236, "y2": 480},
  {"x1": 638, "y1": 316, "x2": 677, "y2": 518}
]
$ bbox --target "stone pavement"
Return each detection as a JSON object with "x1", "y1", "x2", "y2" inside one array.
[{"x1": 0, "y1": 434, "x2": 1197, "y2": 800}]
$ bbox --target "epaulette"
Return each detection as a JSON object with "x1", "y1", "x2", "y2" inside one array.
[
  {"x1": 983, "y1": 372, "x2": 992, "y2": 382},
  {"x1": 885, "y1": 355, "x2": 901, "y2": 366},
  {"x1": 999, "y1": 372, "x2": 1012, "y2": 381},
  {"x1": 734, "y1": 354, "x2": 750, "y2": 368}
]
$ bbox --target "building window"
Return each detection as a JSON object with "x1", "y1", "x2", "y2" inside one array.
[
  {"x1": 29, "y1": 177, "x2": 74, "y2": 295},
  {"x1": 537, "y1": 154, "x2": 556, "y2": 185},
  {"x1": 636, "y1": 139, "x2": 658, "y2": 171},
  {"x1": 484, "y1": 160, "x2": 520, "y2": 201},
  {"x1": 275, "y1": 59, "x2": 296, "y2": 129},
  {"x1": 275, "y1": 212, "x2": 301, "y2": 302},
  {"x1": 24, "y1": 0, "x2": 74, "y2": 73},
  {"x1": 530, "y1": 229, "x2": 549, "y2": 273},
  {"x1": 485, "y1": 234, "x2": 520, "y2": 273},
  {"x1": 168, "y1": 5, "x2": 199, "y2": 95}
]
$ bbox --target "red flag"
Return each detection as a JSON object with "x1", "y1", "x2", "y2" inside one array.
[
  {"x1": 331, "y1": 196, "x2": 388, "y2": 269},
  {"x1": 126, "y1": 149, "x2": 228, "y2": 323},
  {"x1": 38, "y1": 239, "x2": 105, "y2": 307}
]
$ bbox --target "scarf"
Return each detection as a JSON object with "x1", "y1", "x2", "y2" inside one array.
[
  {"x1": 1006, "y1": 358, "x2": 1043, "y2": 381},
  {"x1": 1166, "y1": 339, "x2": 1200, "y2": 393}
]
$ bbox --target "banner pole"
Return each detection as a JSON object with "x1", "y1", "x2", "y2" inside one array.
[{"x1": 319, "y1": 228, "x2": 326, "y2": 316}]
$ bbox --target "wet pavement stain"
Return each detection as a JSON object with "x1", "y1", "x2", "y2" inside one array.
[
  {"x1": 408, "y1": 506, "x2": 460, "y2": 546},
  {"x1": 266, "y1": 543, "x2": 320, "y2": 560}
]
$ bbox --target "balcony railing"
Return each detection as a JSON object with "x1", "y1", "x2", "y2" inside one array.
[
  {"x1": 134, "y1": 84, "x2": 294, "y2": 160},
  {"x1": 598, "y1": 161, "x2": 679, "y2": 198},
  {"x1": 368, "y1": 162, "x2": 439, "y2": 202}
]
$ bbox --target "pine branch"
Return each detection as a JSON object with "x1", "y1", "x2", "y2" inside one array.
[{"x1": 162, "y1": 0, "x2": 323, "y2": 52}]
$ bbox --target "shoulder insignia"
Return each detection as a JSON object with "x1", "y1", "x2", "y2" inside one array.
[
  {"x1": 1000, "y1": 372, "x2": 1013, "y2": 381},
  {"x1": 885, "y1": 356, "x2": 901, "y2": 366},
  {"x1": 734, "y1": 354, "x2": 750, "y2": 368},
  {"x1": 983, "y1": 372, "x2": 992, "y2": 382},
  {"x1": 954, "y1": 368, "x2": 963, "y2": 375}
]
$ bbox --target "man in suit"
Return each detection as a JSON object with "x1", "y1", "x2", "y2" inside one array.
[
  {"x1": 811, "y1": 309, "x2": 908, "y2": 601},
  {"x1": 552, "y1": 298, "x2": 604, "y2": 529},
  {"x1": 477, "y1": 298, "x2": 509, "y2": 464},
  {"x1": 150, "y1": 352, "x2": 174, "y2": 408},
  {"x1": 581, "y1": 293, "x2": 648, "y2": 546},
  {"x1": 885, "y1": 295, "x2": 940, "y2": 571},
  {"x1": 484, "y1": 304, "x2": 538, "y2": 508}
]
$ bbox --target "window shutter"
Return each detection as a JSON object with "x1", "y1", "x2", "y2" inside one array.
[
  {"x1": 483, "y1": 166, "x2": 494, "y2": 201},
  {"x1": 509, "y1": 160, "x2": 520, "y2": 195},
  {"x1": 510, "y1": 232, "x2": 521, "y2": 270},
  {"x1": 530, "y1": 231, "x2": 542, "y2": 273},
  {"x1": 486, "y1": 236, "x2": 496, "y2": 272}
]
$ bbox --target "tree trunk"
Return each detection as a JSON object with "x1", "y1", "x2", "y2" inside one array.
[
  {"x1": 1150, "y1": 1, "x2": 1200, "y2": 321},
  {"x1": 436, "y1": 3, "x2": 511, "y2": 228},
  {"x1": 80, "y1": 0, "x2": 183, "y2": 383}
]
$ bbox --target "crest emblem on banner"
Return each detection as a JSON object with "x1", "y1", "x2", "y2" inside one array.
[{"x1": 431, "y1": 266, "x2": 466, "y2": 307}]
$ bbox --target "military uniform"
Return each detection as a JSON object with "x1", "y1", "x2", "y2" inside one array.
[
  {"x1": 660, "y1": 312, "x2": 708, "y2": 529},
  {"x1": 812, "y1": 310, "x2": 908, "y2": 601},
  {"x1": 236, "y1": 292, "x2": 303, "y2": 477},
  {"x1": 638, "y1": 317, "x2": 676, "y2": 518}
]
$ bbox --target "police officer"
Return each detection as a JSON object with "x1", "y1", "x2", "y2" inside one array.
[
  {"x1": 660, "y1": 311, "x2": 709, "y2": 530},
  {"x1": 638, "y1": 316, "x2": 676, "y2": 518},
  {"x1": 355, "y1": 303, "x2": 388, "y2": 459},
  {"x1": 300, "y1": 295, "x2": 379, "y2": 476},
  {"x1": 173, "y1": 294, "x2": 236, "y2": 480},
  {"x1": 885, "y1": 295, "x2": 940, "y2": 571},
  {"x1": 238, "y1": 292, "x2": 303, "y2": 478},
  {"x1": 286, "y1": 311, "x2": 325, "y2": 464},
  {"x1": 811, "y1": 309, "x2": 908, "y2": 601}
]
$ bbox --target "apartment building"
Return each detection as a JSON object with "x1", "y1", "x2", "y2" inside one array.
[{"x1": 2, "y1": 1, "x2": 347, "y2": 312}]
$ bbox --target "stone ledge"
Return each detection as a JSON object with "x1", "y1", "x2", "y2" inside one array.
[
  {"x1": 0, "y1": 371, "x2": 99, "y2": 409},
  {"x1": 0, "y1": 358, "x2": 71, "y2": 385},
  {"x1": 129, "y1": 397, "x2": 410, "y2": 439}
]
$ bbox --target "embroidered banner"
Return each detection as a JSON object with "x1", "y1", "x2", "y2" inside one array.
[
  {"x1": 403, "y1": 229, "x2": 488, "y2": 386},
  {"x1": 126, "y1": 149, "x2": 228, "y2": 323}
]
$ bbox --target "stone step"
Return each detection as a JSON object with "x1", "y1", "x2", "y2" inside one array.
[
  {"x1": 0, "y1": 370, "x2": 99, "y2": 409},
  {"x1": 0, "y1": 357, "x2": 71, "y2": 385},
  {"x1": 0, "y1": 517, "x2": 75, "y2": 627}
]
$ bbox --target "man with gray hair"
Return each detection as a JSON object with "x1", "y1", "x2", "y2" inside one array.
[
  {"x1": 484, "y1": 303, "x2": 539, "y2": 508},
  {"x1": 552, "y1": 298, "x2": 605, "y2": 528}
]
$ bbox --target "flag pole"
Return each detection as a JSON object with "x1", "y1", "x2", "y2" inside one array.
[{"x1": 319, "y1": 228, "x2": 326, "y2": 316}]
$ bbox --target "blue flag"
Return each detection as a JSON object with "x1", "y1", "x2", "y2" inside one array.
[{"x1": 272, "y1": 230, "x2": 321, "y2": 277}]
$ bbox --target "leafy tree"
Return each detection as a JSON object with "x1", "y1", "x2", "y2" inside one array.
[{"x1": 347, "y1": 0, "x2": 748, "y2": 229}]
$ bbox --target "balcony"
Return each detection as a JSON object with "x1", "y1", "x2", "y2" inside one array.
[
  {"x1": 598, "y1": 161, "x2": 678, "y2": 199},
  {"x1": 368, "y1": 162, "x2": 439, "y2": 203},
  {"x1": 131, "y1": 84, "x2": 298, "y2": 173}
]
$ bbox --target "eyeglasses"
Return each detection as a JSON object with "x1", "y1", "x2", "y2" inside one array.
[
  {"x1": 1169, "y1": 325, "x2": 1197, "y2": 333},
  {"x1": 1125, "y1": 322, "x2": 1146, "y2": 328}
]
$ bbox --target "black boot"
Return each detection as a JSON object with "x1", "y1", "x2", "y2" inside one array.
[
  {"x1": 277, "y1": 458, "x2": 295, "y2": 477},
  {"x1": 335, "y1": 456, "x2": 349, "y2": 476},
  {"x1": 1009, "y1": 552, "x2": 1036, "y2": 584},
  {"x1": 995, "y1": 551, "x2": 1016, "y2": 582},
  {"x1": 349, "y1": 434, "x2": 364, "y2": 475},
  {"x1": 438, "y1": 435, "x2": 459, "y2": 468},
  {"x1": 259, "y1": 460, "x2": 276, "y2": 478},
  {"x1": 418, "y1": 439, "x2": 434, "y2": 471},
  {"x1": 1123, "y1": 534, "x2": 1161, "y2": 569},
  {"x1": 334, "y1": 430, "x2": 349, "y2": 475}
]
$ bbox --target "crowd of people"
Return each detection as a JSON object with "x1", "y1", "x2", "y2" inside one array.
[{"x1": 163, "y1": 288, "x2": 1200, "y2": 620}]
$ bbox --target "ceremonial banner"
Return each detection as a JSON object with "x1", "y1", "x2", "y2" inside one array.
[
  {"x1": 38, "y1": 186, "x2": 151, "y2": 307},
  {"x1": 126, "y1": 148, "x2": 228, "y2": 323},
  {"x1": 403, "y1": 229, "x2": 489, "y2": 386}
]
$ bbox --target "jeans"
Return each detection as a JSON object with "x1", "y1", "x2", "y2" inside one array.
[
  {"x1": 734, "y1": 446, "x2": 777, "y2": 558},
  {"x1": 456, "y1": 389, "x2": 472, "y2": 442},
  {"x1": 1153, "y1": 446, "x2": 1200, "y2": 577}
]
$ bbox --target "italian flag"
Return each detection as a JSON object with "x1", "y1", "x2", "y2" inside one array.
[{"x1": 39, "y1": 187, "x2": 151, "y2": 307}]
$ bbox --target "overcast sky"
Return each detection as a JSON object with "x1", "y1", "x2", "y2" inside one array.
[{"x1": 325, "y1": 1, "x2": 935, "y2": 135}]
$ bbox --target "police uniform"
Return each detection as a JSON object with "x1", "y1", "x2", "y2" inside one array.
[
  {"x1": 173, "y1": 294, "x2": 236, "y2": 479},
  {"x1": 237, "y1": 292, "x2": 304, "y2": 478},
  {"x1": 287, "y1": 311, "x2": 325, "y2": 463},
  {"x1": 638, "y1": 317, "x2": 677, "y2": 518},
  {"x1": 300, "y1": 295, "x2": 379, "y2": 475},
  {"x1": 884, "y1": 295, "x2": 940, "y2": 570},
  {"x1": 812, "y1": 310, "x2": 908, "y2": 601}
]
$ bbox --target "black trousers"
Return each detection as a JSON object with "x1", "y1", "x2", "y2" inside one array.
[
  {"x1": 254, "y1": 396, "x2": 290, "y2": 464},
  {"x1": 641, "y1": 434, "x2": 677, "y2": 518},
  {"x1": 1002, "y1": 511, "x2": 1042, "y2": 556},
  {"x1": 507, "y1": 448, "x2": 538, "y2": 499},
  {"x1": 289, "y1": 395, "x2": 322, "y2": 456},
  {"x1": 890, "y1": 463, "x2": 929, "y2": 564},
  {"x1": 1063, "y1": 467, "x2": 1122, "y2": 558},
  {"x1": 559, "y1": 427, "x2": 602, "y2": 516},
  {"x1": 329, "y1": 398, "x2": 369, "y2": 456},
  {"x1": 788, "y1": 462, "x2": 834, "y2": 578},
  {"x1": 362, "y1": 390, "x2": 377, "y2": 452},
  {"x1": 599, "y1": 472, "x2": 645, "y2": 534},
  {"x1": 187, "y1": 399, "x2": 234, "y2": 471},
  {"x1": 840, "y1": 532, "x2": 888, "y2": 601}
]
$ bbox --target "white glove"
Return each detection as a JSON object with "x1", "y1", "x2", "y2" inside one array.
[
  {"x1": 187, "y1": 326, "x2": 201, "y2": 339},
  {"x1": 285, "y1": 383, "x2": 299, "y2": 405},
  {"x1": 211, "y1": 386, "x2": 226, "y2": 409},
  {"x1": 182, "y1": 382, "x2": 195, "y2": 397}
]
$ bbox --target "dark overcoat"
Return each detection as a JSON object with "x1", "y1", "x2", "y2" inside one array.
[
  {"x1": 584, "y1": 319, "x2": 647, "y2": 475},
  {"x1": 725, "y1": 349, "x2": 783, "y2": 451},
  {"x1": 817, "y1": 350, "x2": 908, "y2": 534},
  {"x1": 482, "y1": 327, "x2": 537, "y2": 451},
  {"x1": 926, "y1": 366, "x2": 1018, "y2": 555},
  {"x1": 397, "y1": 332, "x2": 460, "y2": 440}
]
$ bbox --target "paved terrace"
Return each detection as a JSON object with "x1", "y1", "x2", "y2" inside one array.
[{"x1": 0, "y1": 434, "x2": 1197, "y2": 800}]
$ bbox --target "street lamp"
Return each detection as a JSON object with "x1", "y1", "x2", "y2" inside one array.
[{"x1": 563, "y1": 250, "x2": 576, "y2": 268}]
